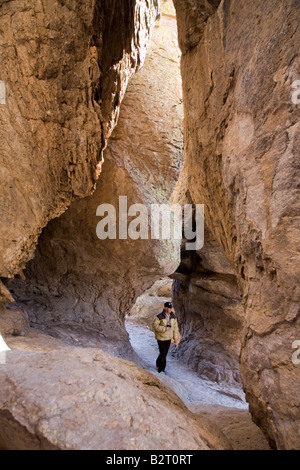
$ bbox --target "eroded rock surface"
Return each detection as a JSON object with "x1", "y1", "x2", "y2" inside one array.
[
  {"x1": 0, "y1": 347, "x2": 230, "y2": 450},
  {"x1": 128, "y1": 278, "x2": 173, "y2": 329},
  {"x1": 8, "y1": 5, "x2": 183, "y2": 358},
  {"x1": 173, "y1": 0, "x2": 300, "y2": 449},
  {"x1": 0, "y1": 0, "x2": 158, "y2": 286}
]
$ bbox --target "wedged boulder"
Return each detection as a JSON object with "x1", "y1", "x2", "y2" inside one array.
[
  {"x1": 0, "y1": 347, "x2": 230, "y2": 450},
  {"x1": 128, "y1": 278, "x2": 173, "y2": 329}
]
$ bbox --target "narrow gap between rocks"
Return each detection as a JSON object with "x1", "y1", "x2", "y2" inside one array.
[{"x1": 125, "y1": 280, "x2": 271, "y2": 451}]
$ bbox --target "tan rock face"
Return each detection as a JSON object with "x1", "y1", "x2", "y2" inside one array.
[
  {"x1": 0, "y1": 0, "x2": 158, "y2": 285},
  {"x1": 173, "y1": 0, "x2": 300, "y2": 449},
  {"x1": 0, "y1": 347, "x2": 229, "y2": 450},
  {"x1": 9, "y1": 8, "x2": 183, "y2": 358}
]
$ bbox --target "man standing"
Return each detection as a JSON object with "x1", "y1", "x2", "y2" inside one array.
[{"x1": 152, "y1": 302, "x2": 180, "y2": 373}]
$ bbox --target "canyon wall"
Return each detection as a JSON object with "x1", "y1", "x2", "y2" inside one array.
[
  {"x1": 0, "y1": 0, "x2": 158, "y2": 293},
  {"x1": 173, "y1": 0, "x2": 300, "y2": 449},
  {"x1": 8, "y1": 3, "x2": 183, "y2": 359}
]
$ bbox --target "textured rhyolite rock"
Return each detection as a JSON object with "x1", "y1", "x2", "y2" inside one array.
[
  {"x1": 0, "y1": 0, "x2": 159, "y2": 287},
  {"x1": 173, "y1": 0, "x2": 300, "y2": 449},
  {"x1": 0, "y1": 347, "x2": 231, "y2": 450},
  {"x1": 8, "y1": 5, "x2": 183, "y2": 358}
]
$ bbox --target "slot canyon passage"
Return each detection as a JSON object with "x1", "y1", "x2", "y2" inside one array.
[{"x1": 0, "y1": 0, "x2": 299, "y2": 451}]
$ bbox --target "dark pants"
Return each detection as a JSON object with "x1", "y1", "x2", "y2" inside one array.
[{"x1": 156, "y1": 340, "x2": 171, "y2": 372}]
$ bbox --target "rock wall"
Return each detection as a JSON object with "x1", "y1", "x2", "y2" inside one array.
[
  {"x1": 0, "y1": 0, "x2": 158, "y2": 289},
  {"x1": 0, "y1": 347, "x2": 230, "y2": 450},
  {"x1": 8, "y1": 4, "x2": 183, "y2": 359},
  {"x1": 173, "y1": 0, "x2": 300, "y2": 449}
]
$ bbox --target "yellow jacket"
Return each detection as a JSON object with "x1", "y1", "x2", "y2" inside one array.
[{"x1": 152, "y1": 310, "x2": 180, "y2": 342}]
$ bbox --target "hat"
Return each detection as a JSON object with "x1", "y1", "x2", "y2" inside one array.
[{"x1": 164, "y1": 302, "x2": 173, "y2": 309}]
